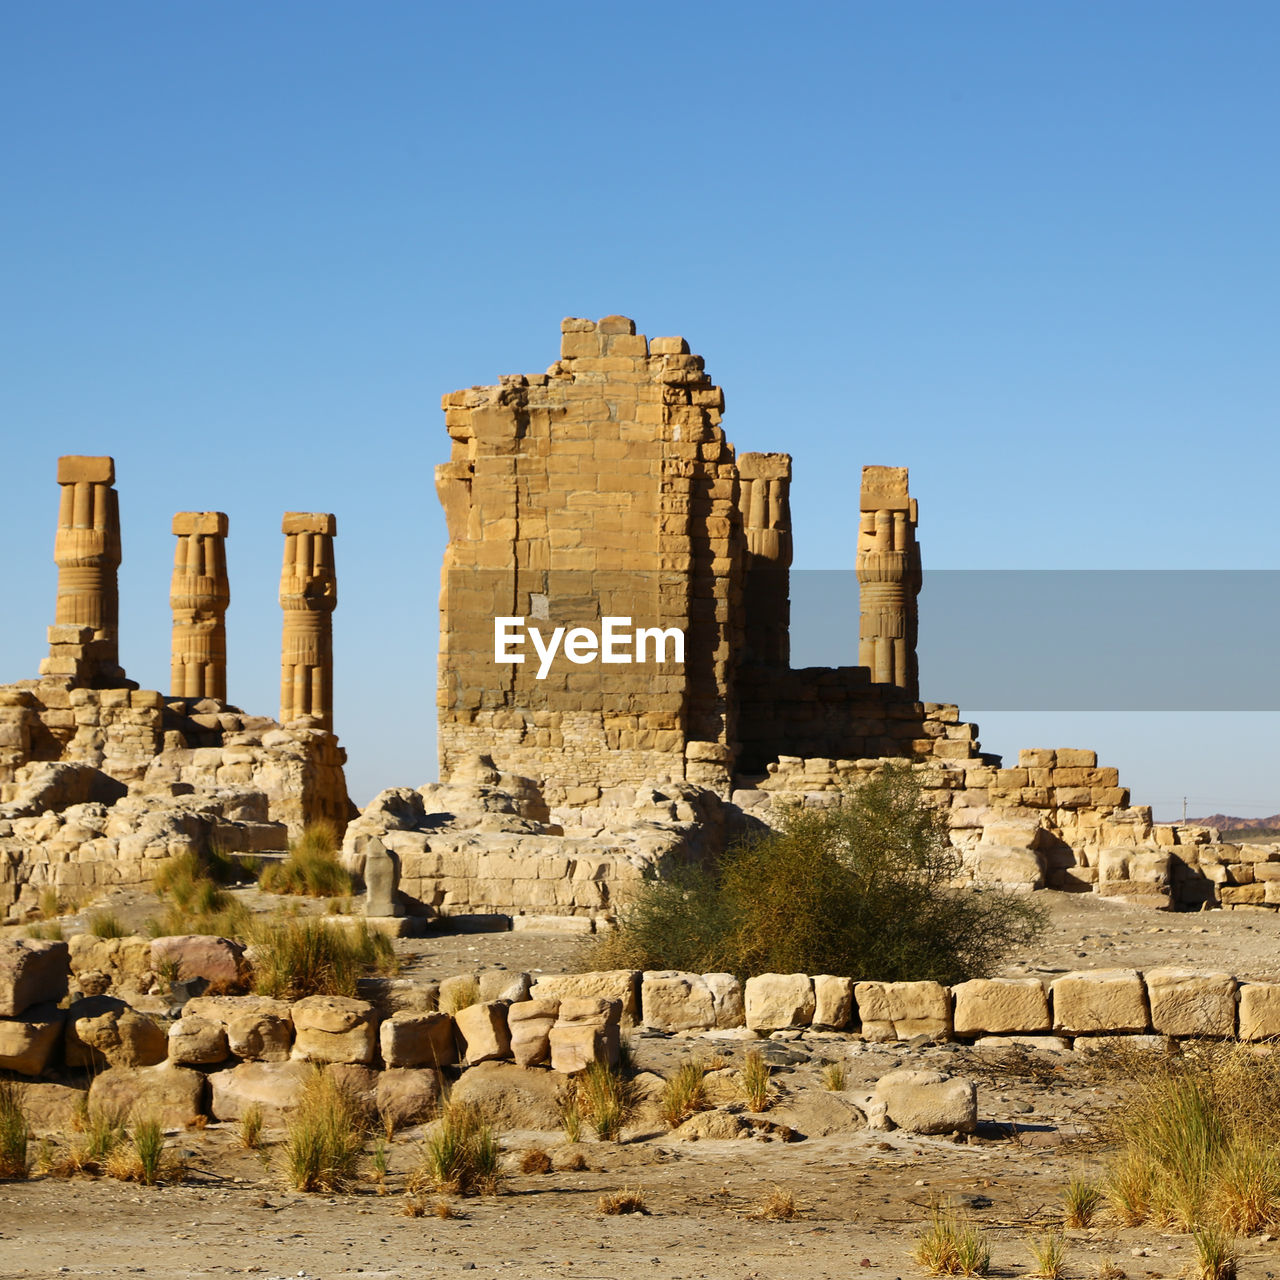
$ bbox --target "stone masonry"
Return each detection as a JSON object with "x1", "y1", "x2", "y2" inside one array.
[{"x1": 170, "y1": 512, "x2": 230, "y2": 701}]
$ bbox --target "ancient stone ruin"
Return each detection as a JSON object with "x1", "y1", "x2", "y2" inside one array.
[
  {"x1": 351, "y1": 315, "x2": 1272, "y2": 920},
  {"x1": 0, "y1": 458, "x2": 350, "y2": 920}
]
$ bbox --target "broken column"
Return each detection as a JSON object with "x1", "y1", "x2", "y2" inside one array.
[
  {"x1": 856, "y1": 465, "x2": 920, "y2": 697},
  {"x1": 170, "y1": 512, "x2": 230, "y2": 701},
  {"x1": 737, "y1": 452, "x2": 792, "y2": 668},
  {"x1": 44, "y1": 455, "x2": 125, "y2": 686},
  {"x1": 279, "y1": 513, "x2": 337, "y2": 730}
]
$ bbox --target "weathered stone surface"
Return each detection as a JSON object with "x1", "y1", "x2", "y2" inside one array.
[
  {"x1": 279, "y1": 513, "x2": 337, "y2": 730},
  {"x1": 68, "y1": 934, "x2": 152, "y2": 992},
  {"x1": 89, "y1": 1064, "x2": 206, "y2": 1128},
  {"x1": 379, "y1": 1010, "x2": 458, "y2": 1068},
  {"x1": 704, "y1": 973, "x2": 745, "y2": 1029},
  {"x1": 479, "y1": 970, "x2": 531, "y2": 1004},
  {"x1": 376, "y1": 1067, "x2": 441, "y2": 1129},
  {"x1": 744, "y1": 974, "x2": 815, "y2": 1032},
  {"x1": 1052, "y1": 969, "x2": 1150, "y2": 1036},
  {"x1": 15, "y1": 1081, "x2": 86, "y2": 1134},
  {"x1": 855, "y1": 981, "x2": 952, "y2": 1041},
  {"x1": 1239, "y1": 983, "x2": 1280, "y2": 1041},
  {"x1": 507, "y1": 998, "x2": 558, "y2": 1068},
  {"x1": 151, "y1": 935, "x2": 246, "y2": 987},
  {"x1": 185, "y1": 995, "x2": 293, "y2": 1062},
  {"x1": 812, "y1": 975, "x2": 855, "y2": 1030},
  {"x1": 322, "y1": 1063, "x2": 379, "y2": 1125},
  {"x1": 0, "y1": 938, "x2": 68, "y2": 1016},
  {"x1": 170, "y1": 511, "x2": 229, "y2": 701},
  {"x1": 642, "y1": 971, "x2": 717, "y2": 1033},
  {"x1": 72, "y1": 1003, "x2": 167, "y2": 1068},
  {"x1": 291, "y1": 995, "x2": 378, "y2": 1065},
  {"x1": 0, "y1": 1004, "x2": 63, "y2": 1075},
  {"x1": 454, "y1": 1000, "x2": 511, "y2": 1064},
  {"x1": 530, "y1": 972, "x2": 640, "y2": 1026},
  {"x1": 208, "y1": 1060, "x2": 315, "y2": 1122},
  {"x1": 874, "y1": 1068, "x2": 977, "y2": 1134},
  {"x1": 952, "y1": 979, "x2": 1050, "y2": 1038},
  {"x1": 449, "y1": 1061, "x2": 567, "y2": 1131},
  {"x1": 167, "y1": 1014, "x2": 230, "y2": 1065},
  {"x1": 1145, "y1": 969, "x2": 1238, "y2": 1038},
  {"x1": 673, "y1": 1110, "x2": 746, "y2": 1141},
  {"x1": 556, "y1": 996, "x2": 621, "y2": 1028},
  {"x1": 549, "y1": 1023, "x2": 620, "y2": 1073}
]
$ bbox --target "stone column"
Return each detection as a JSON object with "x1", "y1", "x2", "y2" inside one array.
[
  {"x1": 736, "y1": 452, "x2": 792, "y2": 668},
  {"x1": 279, "y1": 513, "x2": 337, "y2": 730},
  {"x1": 856, "y1": 465, "x2": 921, "y2": 697},
  {"x1": 49, "y1": 455, "x2": 124, "y2": 685},
  {"x1": 170, "y1": 512, "x2": 230, "y2": 701}
]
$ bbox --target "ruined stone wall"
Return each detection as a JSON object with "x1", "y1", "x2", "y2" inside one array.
[{"x1": 435, "y1": 316, "x2": 742, "y2": 803}]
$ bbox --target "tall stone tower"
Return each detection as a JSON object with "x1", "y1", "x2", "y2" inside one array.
[
  {"x1": 855, "y1": 465, "x2": 921, "y2": 697},
  {"x1": 170, "y1": 512, "x2": 230, "y2": 701},
  {"x1": 279, "y1": 512, "x2": 337, "y2": 730}
]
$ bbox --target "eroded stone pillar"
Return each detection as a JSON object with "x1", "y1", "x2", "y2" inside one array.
[
  {"x1": 856, "y1": 465, "x2": 920, "y2": 696},
  {"x1": 737, "y1": 452, "x2": 792, "y2": 668},
  {"x1": 170, "y1": 512, "x2": 230, "y2": 701},
  {"x1": 279, "y1": 513, "x2": 337, "y2": 730},
  {"x1": 47, "y1": 455, "x2": 124, "y2": 685}
]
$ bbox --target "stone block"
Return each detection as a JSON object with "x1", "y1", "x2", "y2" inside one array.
[
  {"x1": 855, "y1": 981, "x2": 952, "y2": 1041},
  {"x1": 0, "y1": 1004, "x2": 64, "y2": 1075},
  {"x1": 151, "y1": 935, "x2": 246, "y2": 987},
  {"x1": 744, "y1": 973, "x2": 815, "y2": 1032},
  {"x1": 952, "y1": 979, "x2": 1050, "y2": 1038},
  {"x1": 874, "y1": 1068, "x2": 977, "y2": 1134},
  {"x1": 185, "y1": 995, "x2": 294, "y2": 1062},
  {"x1": 1145, "y1": 969, "x2": 1237, "y2": 1037},
  {"x1": 208, "y1": 1060, "x2": 314, "y2": 1122},
  {"x1": 1238, "y1": 983, "x2": 1280, "y2": 1040},
  {"x1": 704, "y1": 973, "x2": 745, "y2": 1028},
  {"x1": 549, "y1": 1023, "x2": 619, "y2": 1073},
  {"x1": 812, "y1": 975, "x2": 854, "y2": 1030},
  {"x1": 0, "y1": 938, "x2": 69, "y2": 1017},
  {"x1": 529, "y1": 971, "x2": 640, "y2": 1026},
  {"x1": 89, "y1": 1064, "x2": 205, "y2": 1128},
  {"x1": 1051, "y1": 969, "x2": 1150, "y2": 1035},
  {"x1": 379, "y1": 1011, "x2": 458, "y2": 1068},
  {"x1": 291, "y1": 995, "x2": 378, "y2": 1065},
  {"x1": 167, "y1": 1014, "x2": 230, "y2": 1065},
  {"x1": 641, "y1": 971, "x2": 716, "y2": 1033},
  {"x1": 507, "y1": 998, "x2": 559, "y2": 1067},
  {"x1": 454, "y1": 1001, "x2": 511, "y2": 1064},
  {"x1": 72, "y1": 1004, "x2": 167, "y2": 1068},
  {"x1": 376, "y1": 1067, "x2": 442, "y2": 1129},
  {"x1": 478, "y1": 970, "x2": 531, "y2": 1003}
]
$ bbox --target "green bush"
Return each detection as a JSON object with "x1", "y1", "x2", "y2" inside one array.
[{"x1": 584, "y1": 764, "x2": 1043, "y2": 984}]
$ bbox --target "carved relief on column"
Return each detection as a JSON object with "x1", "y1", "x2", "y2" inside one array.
[
  {"x1": 856, "y1": 465, "x2": 920, "y2": 697},
  {"x1": 736, "y1": 452, "x2": 793, "y2": 668},
  {"x1": 279, "y1": 513, "x2": 337, "y2": 730},
  {"x1": 170, "y1": 512, "x2": 230, "y2": 701}
]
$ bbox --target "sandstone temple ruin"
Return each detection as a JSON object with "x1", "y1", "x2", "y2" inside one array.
[
  {"x1": 2, "y1": 320, "x2": 1273, "y2": 924},
  {"x1": 0, "y1": 459, "x2": 349, "y2": 916}
]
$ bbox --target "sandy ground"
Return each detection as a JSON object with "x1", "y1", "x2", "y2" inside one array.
[{"x1": 5, "y1": 891, "x2": 1280, "y2": 1278}]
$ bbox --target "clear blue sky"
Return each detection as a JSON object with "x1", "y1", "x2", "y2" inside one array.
[{"x1": 2, "y1": 3, "x2": 1278, "y2": 818}]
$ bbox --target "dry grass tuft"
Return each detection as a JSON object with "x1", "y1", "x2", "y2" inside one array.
[
  {"x1": 87, "y1": 911, "x2": 128, "y2": 939},
  {"x1": 1062, "y1": 1172, "x2": 1104, "y2": 1227},
  {"x1": 820, "y1": 1060, "x2": 848, "y2": 1092},
  {"x1": 440, "y1": 978, "x2": 480, "y2": 1014},
  {"x1": 576, "y1": 1060, "x2": 640, "y2": 1142},
  {"x1": 260, "y1": 823, "x2": 351, "y2": 897},
  {"x1": 519, "y1": 1148, "x2": 552, "y2": 1175},
  {"x1": 1095, "y1": 1261, "x2": 1126, "y2": 1280},
  {"x1": 598, "y1": 1187, "x2": 647, "y2": 1215},
  {"x1": 409, "y1": 1099, "x2": 503, "y2": 1197},
  {"x1": 747, "y1": 1185, "x2": 800, "y2": 1220},
  {"x1": 250, "y1": 916, "x2": 397, "y2": 1000},
  {"x1": 0, "y1": 1080, "x2": 30, "y2": 1179},
  {"x1": 738, "y1": 1049, "x2": 773, "y2": 1112},
  {"x1": 1027, "y1": 1230, "x2": 1069, "y2": 1280},
  {"x1": 659, "y1": 1059, "x2": 710, "y2": 1129},
  {"x1": 1193, "y1": 1226, "x2": 1238, "y2": 1280},
  {"x1": 238, "y1": 1104, "x2": 264, "y2": 1150},
  {"x1": 280, "y1": 1070, "x2": 364, "y2": 1192},
  {"x1": 913, "y1": 1207, "x2": 991, "y2": 1277}
]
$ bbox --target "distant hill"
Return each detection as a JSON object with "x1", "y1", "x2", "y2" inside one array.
[{"x1": 1187, "y1": 813, "x2": 1280, "y2": 834}]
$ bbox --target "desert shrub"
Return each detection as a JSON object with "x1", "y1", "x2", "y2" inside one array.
[
  {"x1": 748, "y1": 1185, "x2": 799, "y2": 1220},
  {"x1": 584, "y1": 765, "x2": 1043, "y2": 982},
  {"x1": 659, "y1": 1060, "x2": 710, "y2": 1128},
  {"x1": 1103, "y1": 1042, "x2": 1280, "y2": 1233},
  {"x1": 0, "y1": 1080, "x2": 30, "y2": 1178},
  {"x1": 913, "y1": 1207, "x2": 991, "y2": 1276},
  {"x1": 281, "y1": 1070, "x2": 365, "y2": 1192},
  {"x1": 260, "y1": 823, "x2": 351, "y2": 897},
  {"x1": 250, "y1": 916, "x2": 397, "y2": 999},
  {"x1": 440, "y1": 977, "x2": 480, "y2": 1014},
  {"x1": 576, "y1": 1061, "x2": 640, "y2": 1142},
  {"x1": 598, "y1": 1187, "x2": 647, "y2": 1214},
  {"x1": 238, "y1": 1103, "x2": 264, "y2": 1150},
  {"x1": 411, "y1": 1099, "x2": 502, "y2": 1197},
  {"x1": 519, "y1": 1147, "x2": 552, "y2": 1175}
]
